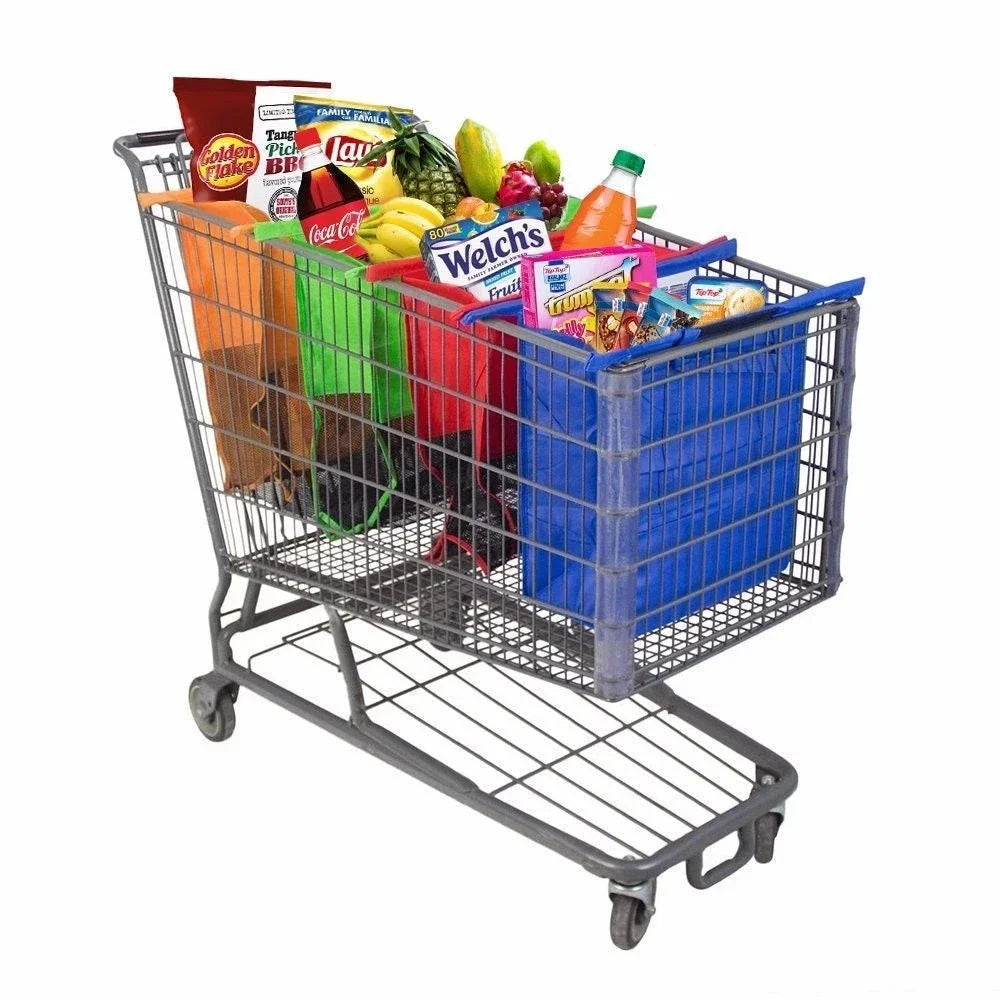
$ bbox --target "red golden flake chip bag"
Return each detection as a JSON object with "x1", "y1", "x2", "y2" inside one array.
[{"x1": 174, "y1": 77, "x2": 330, "y2": 204}]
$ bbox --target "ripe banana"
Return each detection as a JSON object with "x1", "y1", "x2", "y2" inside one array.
[
  {"x1": 356, "y1": 198, "x2": 441, "y2": 262},
  {"x1": 376, "y1": 223, "x2": 422, "y2": 259},
  {"x1": 365, "y1": 242, "x2": 401, "y2": 264},
  {"x1": 378, "y1": 197, "x2": 444, "y2": 228},
  {"x1": 374, "y1": 210, "x2": 432, "y2": 238}
]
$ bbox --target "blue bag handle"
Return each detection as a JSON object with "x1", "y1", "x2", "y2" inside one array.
[
  {"x1": 459, "y1": 298, "x2": 524, "y2": 326},
  {"x1": 656, "y1": 238, "x2": 738, "y2": 278},
  {"x1": 768, "y1": 277, "x2": 865, "y2": 317}
]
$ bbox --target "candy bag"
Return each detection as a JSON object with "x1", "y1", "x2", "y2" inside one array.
[
  {"x1": 592, "y1": 283, "x2": 651, "y2": 353},
  {"x1": 633, "y1": 289, "x2": 702, "y2": 346}
]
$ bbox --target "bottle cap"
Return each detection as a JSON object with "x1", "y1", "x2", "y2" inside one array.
[
  {"x1": 612, "y1": 150, "x2": 645, "y2": 175},
  {"x1": 296, "y1": 127, "x2": 322, "y2": 151}
]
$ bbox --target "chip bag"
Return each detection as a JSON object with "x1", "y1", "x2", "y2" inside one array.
[
  {"x1": 293, "y1": 96, "x2": 419, "y2": 209},
  {"x1": 174, "y1": 77, "x2": 330, "y2": 206}
]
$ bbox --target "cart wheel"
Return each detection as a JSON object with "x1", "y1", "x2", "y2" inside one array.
[
  {"x1": 188, "y1": 678, "x2": 236, "y2": 743},
  {"x1": 754, "y1": 812, "x2": 782, "y2": 864},
  {"x1": 609, "y1": 893, "x2": 652, "y2": 951}
]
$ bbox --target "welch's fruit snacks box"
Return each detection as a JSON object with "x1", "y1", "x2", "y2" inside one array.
[
  {"x1": 421, "y1": 201, "x2": 551, "y2": 302},
  {"x1": 520, "y1": 245, "x2": 657, "y2": 340}
]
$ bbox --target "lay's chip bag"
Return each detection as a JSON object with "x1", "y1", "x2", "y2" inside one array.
[{"x1": 293, "y1": 96, "x2": 419, "y2": 209}]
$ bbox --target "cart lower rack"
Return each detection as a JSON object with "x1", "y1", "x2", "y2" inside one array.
[{"x1": 115, "y1": 128, "x2": 858, "y2": 948}]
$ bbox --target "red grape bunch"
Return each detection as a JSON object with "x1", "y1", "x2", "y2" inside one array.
[{"x1": 538, "y1": 181, "x2": 569, "y2": 229}]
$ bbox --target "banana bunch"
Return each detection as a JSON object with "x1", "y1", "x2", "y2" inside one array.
[{"x1": 356, "y1": 197, "x2": 444, "y2": 263}]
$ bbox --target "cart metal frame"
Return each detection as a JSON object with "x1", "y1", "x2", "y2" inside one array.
[{"x1": 115, "y1": 128, "x2": 858, "y2": 949}]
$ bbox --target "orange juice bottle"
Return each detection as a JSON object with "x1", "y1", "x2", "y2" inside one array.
[{"x1": 560, "y1": 150, "x2": 645, "y2": 250}]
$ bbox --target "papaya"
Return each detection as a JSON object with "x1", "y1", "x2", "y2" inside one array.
[{"x1": 455, "y1": 119, "x2": 505, "y2": 203}]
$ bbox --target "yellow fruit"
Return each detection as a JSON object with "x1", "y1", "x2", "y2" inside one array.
[
  {"x1": 366, "y1": 242, "x2": 401, "y2": 264},
  {"x1": 376, "y1": 210, "x2": 432, "y2": 238},
  {"x1": 454, "y1": 196, "x2": 486, "y2": 218},
  {"x1": 376, "y1": 223, "x2": 422, "y2": 258},
  {"x1": 455, "y1": 119, "x2": 505, "y2": 202},
  {"x1": 471, "y1": 202, "x2": 499, "y2": 224},
  {"x1": 378, "y1": 197, "x2": 444, "y2": 227}
]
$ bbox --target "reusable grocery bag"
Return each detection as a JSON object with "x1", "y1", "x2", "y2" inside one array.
[
  {"x1": 518, "y1": 278, "x2": 864, "y2": 635},
  {"x1": 255, "y1": 221, "x2": 413, "y2": 536},
  {"x1": 395, "y1": 275, "x2": 519, "y2": 572},
  {"x1": 137, "y1": 192, "x2": 304, "y2": 492}
]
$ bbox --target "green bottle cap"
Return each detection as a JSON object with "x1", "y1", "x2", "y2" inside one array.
[{"x1": 612, "y1": 149, "x2": 645, "y2": 175}]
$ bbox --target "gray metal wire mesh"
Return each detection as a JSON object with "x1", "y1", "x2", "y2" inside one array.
[{"x1": 241, "y1": 608, "x2": 758, "y2": 861}]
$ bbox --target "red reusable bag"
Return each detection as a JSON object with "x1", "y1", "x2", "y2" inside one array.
[{"x1": 397, "y1": 275, "x2": 519, "y2": 573}]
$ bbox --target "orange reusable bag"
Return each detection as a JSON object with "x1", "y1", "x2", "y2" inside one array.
[{"x1": 137, "y1": 191, "x2": 310, "y2": 490}]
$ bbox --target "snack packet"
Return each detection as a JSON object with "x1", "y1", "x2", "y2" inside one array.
[
  {"x1": 246, "y1": 86, "x2": 334, "y2": 221},
  {"x1": 421, "y1": 201, "x2": 552, "y2": 302},
  {"x1": 520, "y1": 245, "x2": 657, "y2": 340},
  {"x1": 592, "y1": 283, "x2": 651, "y2": 353},
  {"x1": 634, "y1": 289, "x2": 702, "y2": 346},
  {"x1": 293, "y1": 96, "x2": 419, "y2": 209},
  {"x1": 173, "y1": 77, "x2": 331, "y2": 205},
  {"x1": 687, "y1": 276, "x2": 767, "y2": 324}
]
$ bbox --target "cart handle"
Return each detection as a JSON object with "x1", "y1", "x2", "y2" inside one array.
[
  {"x1": 685, "y1": 822, "x2": 755, "y2": 889},
  {"x1": 115, "y1": 129, "x2": 185, "y2": 152}
]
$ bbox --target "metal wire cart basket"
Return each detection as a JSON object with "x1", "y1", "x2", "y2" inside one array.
[{"x1": 115, "y1": 129, "x2": 860, "y2": 950}]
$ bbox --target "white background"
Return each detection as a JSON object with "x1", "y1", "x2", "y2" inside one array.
[{"x1": 4, "y1": 1, "x2": 998, "y2": 996}]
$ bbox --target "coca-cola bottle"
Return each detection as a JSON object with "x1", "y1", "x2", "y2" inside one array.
[{"x1": 295, "y1": 127, "x2": 368, "y2": 257}]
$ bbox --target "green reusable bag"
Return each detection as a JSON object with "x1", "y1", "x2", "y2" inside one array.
[{"x1": 254, "y1": 221, "x2": 413, "y2": 536}]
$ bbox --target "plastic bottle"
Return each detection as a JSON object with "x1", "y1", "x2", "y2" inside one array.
[
  {"x1": 296, "y1": 127, "x2": 368, "y2": 257},
  {"x1": 560, "y1": 150, "x2": 645, "y2": 250}
]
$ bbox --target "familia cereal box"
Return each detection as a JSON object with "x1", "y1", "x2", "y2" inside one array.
[{"x1": 520, "y1": 245, "x2": 657, "y2": 339}]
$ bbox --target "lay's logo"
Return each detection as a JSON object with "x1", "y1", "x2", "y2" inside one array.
[{"x1": 327, "y1": 133, "x2": 387, "y2": 169}]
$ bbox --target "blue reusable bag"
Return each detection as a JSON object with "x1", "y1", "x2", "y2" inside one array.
[{"x1": 518, "y1": 278, "x2": 864, "y2": 635}]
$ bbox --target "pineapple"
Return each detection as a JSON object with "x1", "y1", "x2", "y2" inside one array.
[{"x1": 357, "y1": 110, "x2": 468, "y2": 219}]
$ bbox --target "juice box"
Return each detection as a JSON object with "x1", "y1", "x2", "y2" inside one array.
[
  {"x1": 421, "y1": 201, "x2": 551, "y2": 302},
  {"x1": 520, "y1": 245, "x2": 657, "y2": 339}
]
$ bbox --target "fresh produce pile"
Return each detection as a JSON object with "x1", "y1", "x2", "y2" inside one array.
[{"x1": 173, "y1": 78, "x2": 771, "y2": 354}]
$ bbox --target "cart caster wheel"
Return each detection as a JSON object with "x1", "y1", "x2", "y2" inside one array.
[
  {"x1": 609, "y1": 894, "x2": 652, "y2": 951},
  {"x1": 188, "y1": 677, "x2": 236, "y2": 743},
  {"x1": 754, "y1": 812, "x2": 782, "y2": 864}
]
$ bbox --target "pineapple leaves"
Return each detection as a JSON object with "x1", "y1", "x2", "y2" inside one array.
[{"x1": 387, "y1": 108, "x2": 406, "y2": 133}]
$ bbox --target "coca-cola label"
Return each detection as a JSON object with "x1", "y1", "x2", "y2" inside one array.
[{"x1": 302, "y1": 202, "x2": 368, "y2": 256}]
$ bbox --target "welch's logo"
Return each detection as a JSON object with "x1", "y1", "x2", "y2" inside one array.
[{"x1": 431, "y1": 221, "x2": 548, "y2": 282}]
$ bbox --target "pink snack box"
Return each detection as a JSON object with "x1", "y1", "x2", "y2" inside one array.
[{"x1": 520, "y1": 244, "x2": 657, "y2": 339}]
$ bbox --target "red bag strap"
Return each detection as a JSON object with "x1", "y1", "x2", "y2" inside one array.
[{"x1": 363, "y1": 257, "x2": 427, "y2": 283}]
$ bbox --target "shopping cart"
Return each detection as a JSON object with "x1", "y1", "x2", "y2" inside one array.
[{"x1": 115, "y1": 128, "x2": 859, "y2": 949}]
